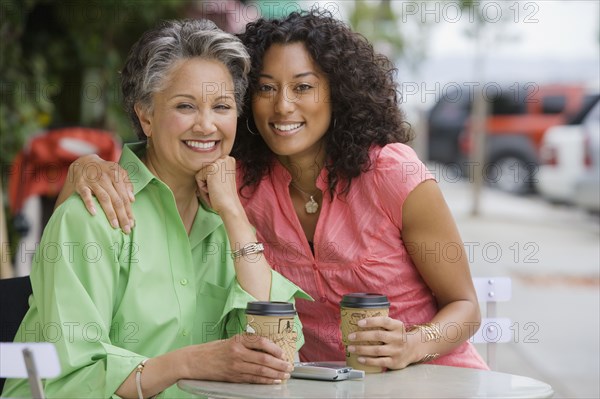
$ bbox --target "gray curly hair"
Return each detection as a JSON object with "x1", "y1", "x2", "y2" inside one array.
[{"x1": 120, "y1": 19, "x2": 250, "y2": 139}]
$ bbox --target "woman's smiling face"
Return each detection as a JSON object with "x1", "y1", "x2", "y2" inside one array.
[
  {"x1": 251, "y1": 42, "x2": 332, "y2": 160},
  {"x1": 137, "y1": 57, "x2": 237, "y2": 179}
]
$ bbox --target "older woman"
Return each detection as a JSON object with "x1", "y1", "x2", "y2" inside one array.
[{"x1": 2, "y1": 19, "x2": 307, "y2": 398}]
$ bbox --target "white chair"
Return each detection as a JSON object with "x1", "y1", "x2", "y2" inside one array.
[
  {"x1": 0, "y1": 342, "x2": 60, "y2": 398},
  {"x1": 470, "y1": 277, "x2": 512, "y2": 370}
]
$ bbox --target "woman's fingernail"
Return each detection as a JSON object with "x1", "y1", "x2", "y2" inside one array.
[
  {"x1": 129, "y1": 190, "x2": 135, "y2": 201},
  {"x1": 273, "y1": 379, "x2": 282, "y2": 384},
  {"x1": 130, "y1": 219, "x2": 135, "y2": 228},
  {"x1": 124, "y1": 225, "x2": 131, "y2": 235},
  {"x1": 111, "y1": 219, "x2": 119, "y2": 228},
  {"x1": 283, "y1": 373, "x2": 290, "y2": 379},
  {"x1": 358, "y1": 357, "x2": 366, "y2": 364},
  {"x1": 90, "y1": 206, "x2": 97, "y2": 216},
  {"x1": 347, "y1": 345, "x2": 356, "y2": 353},
  {"x1": 348, "y1": 333, "x2": 356, "y2": 341},
  {"x1": 357, "y1": 319, "x2": 366, "y2": 327}
]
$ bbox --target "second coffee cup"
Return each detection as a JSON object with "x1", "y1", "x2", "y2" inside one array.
[
  {"x1": 245, "y1": 301, "x2": 298, "y2": 366},
  {"x1": 340, "y1": 293, "x2": 390, "y2": 373}
]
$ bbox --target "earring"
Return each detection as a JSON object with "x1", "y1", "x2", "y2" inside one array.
[{"x1": 246, "y1": 118, "x2": 259, "y2": 136}]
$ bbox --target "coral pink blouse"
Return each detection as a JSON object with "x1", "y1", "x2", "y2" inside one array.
[{"x1": 239, "y1": 143, "x2": 488, "y2": 369}]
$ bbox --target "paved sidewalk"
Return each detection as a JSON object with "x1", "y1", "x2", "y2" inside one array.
[{"x1": 437, "y1": 175, "x2": 600, "y2": 398}]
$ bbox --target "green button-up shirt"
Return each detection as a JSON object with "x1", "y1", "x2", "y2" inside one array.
[{"x1": 3, "y1": 143, "x2": 310, "y2": 398}]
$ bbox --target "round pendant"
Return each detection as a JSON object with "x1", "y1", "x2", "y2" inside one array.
[{"x1": 305, "y1": 196, "x2": 319, "y2": 214}]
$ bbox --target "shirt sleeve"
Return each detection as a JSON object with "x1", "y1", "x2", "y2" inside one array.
[
  {"x1": 373, "y1": 143, "x2": 436, "y2": 230},
  {"x1": 220, "y1": 269, "x2": 312, "y2": 350},
  {"x1": 25, "y1": 196, "x2": 144, "y2": 397}
]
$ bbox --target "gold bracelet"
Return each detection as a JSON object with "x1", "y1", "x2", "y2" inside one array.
[
  {"x1": 413, "y1": 353, "x2": 440, "y2": 364},
  {"x1": 407, "y1": 323, "x2": 442, "y2": 342},
  {"x1": 231, "y1": 242, "x2": 264, "y2": 260}
]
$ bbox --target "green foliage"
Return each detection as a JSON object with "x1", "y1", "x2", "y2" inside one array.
[
  {"x1": 349, "y1": 0, "x2": 404, "y2": 59},
  {"x1": 1, "y1": 0, "x2": 52, "y2": 164},
  {"x1": 0, "y1": 0, "x2": 187, "y2": 168},
  {"x1": 347, "y1": 0, "x2": 445, "y2": 72}
]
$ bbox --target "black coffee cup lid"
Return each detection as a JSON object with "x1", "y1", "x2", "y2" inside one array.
[
  {"x1": 246, "y1": 301, "x2": 297, "y2": 316},
  {"x1": 340, "y1": 293, "x2": 390, "y2": 308}
]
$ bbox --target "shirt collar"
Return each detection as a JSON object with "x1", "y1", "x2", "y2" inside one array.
[
  {"x1": 189, "y1": 201, "x2": 224, "y2": 248},
  {"x1": 120, "y1": 142, "x2": 156, "y2": 196},
  {"x1": 121, "y1": 142, "x2": 223, "y2": 246}
]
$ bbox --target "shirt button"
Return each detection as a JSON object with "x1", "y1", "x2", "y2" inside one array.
[
  {"x1": 319, "y1": 296, "x2": 327, "y2": 303},
  {"x1": 182, "y1": 329, "x2": 189, "y2": 336},
  {"x1": 180, "y1": 279, "x2": 188, "y2": 286}
]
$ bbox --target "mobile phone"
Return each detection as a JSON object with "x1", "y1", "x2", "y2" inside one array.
[{"x1": 291, "y1": 361, "x2": 365, "y2": 381}]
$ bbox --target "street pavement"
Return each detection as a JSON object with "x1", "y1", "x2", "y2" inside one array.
[{"x1": 436, "y1": 169, "x2": 600, "y2": 399}]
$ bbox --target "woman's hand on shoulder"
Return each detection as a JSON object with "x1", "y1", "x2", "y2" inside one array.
[
  {"x1": 63, "y1": 154, "x2": 135, "y2": 233},
  {"x1": 183, "y1": 333, "x2": 293, "y2": 384}
]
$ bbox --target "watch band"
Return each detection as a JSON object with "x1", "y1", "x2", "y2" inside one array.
[{"x1": 231, "y1": 242, "x2": 265, "y2": 260}]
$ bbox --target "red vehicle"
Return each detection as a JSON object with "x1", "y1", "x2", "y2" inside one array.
[
  {"x1": 8, "y1": 127, "x2": 121, "y2": 275},
  {"x1": 459, "y1": 84, "x2": 586, "y2": 194}
]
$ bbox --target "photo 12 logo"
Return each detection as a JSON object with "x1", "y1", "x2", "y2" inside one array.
[{"x1": 400, "y1": 1, "x2": 540, "y2": 24}]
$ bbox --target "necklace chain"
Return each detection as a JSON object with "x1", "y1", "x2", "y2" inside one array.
[
  {"x1": 290, "y1": 181, "x2": 317, "y2": 197},
  {"x1": 290, "y1": 181, "x2": 319, "y2": 214}
]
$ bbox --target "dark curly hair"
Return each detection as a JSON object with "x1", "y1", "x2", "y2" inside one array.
[{"x1": 233, "y1": 9, "x2": 412, "y2": 197}]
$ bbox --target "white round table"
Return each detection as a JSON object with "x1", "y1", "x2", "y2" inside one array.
[{"x1": 178, "y1": 364, "x2": 554, "y2": 398}]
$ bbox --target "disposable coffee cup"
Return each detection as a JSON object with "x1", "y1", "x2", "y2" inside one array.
[
  {"x1": 245, "y1": 301, "x2": 298, "y2": 366},
  {"x1": 340, "y1": 293, "x2": 390, "y2": 373}
]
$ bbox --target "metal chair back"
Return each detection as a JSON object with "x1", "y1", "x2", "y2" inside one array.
[{"x1": 471, "y1": 277, "x2": 512, "y2": 369}]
